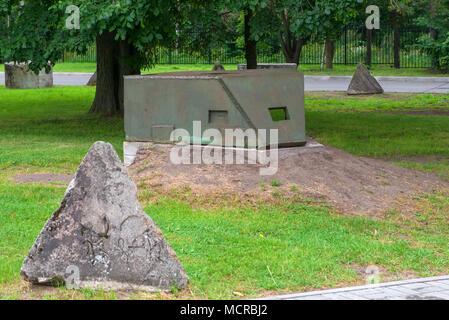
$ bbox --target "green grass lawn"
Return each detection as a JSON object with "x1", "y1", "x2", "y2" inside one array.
[
  {"x1": 2, "y1": 62, "x2": 448, "y2": 77},
  {"x1": 0, "y1": 85, "x2": 448, "y2": 300},
  {"x1": 0, "y1": 63, "x2": 237, "y2": 74},
  {"x1": 298, "y1": 64, "x2": 449, "y2": 77}
]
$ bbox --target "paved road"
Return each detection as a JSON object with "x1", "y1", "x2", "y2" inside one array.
[
  {"x1": 305, "y1": 75, "x2": 449, "y2": 93},
  {"x1": 1, "y1": 72, "x2": 448, "y2": 93},
  {"x1": 260, "y1": 275, "x2": 449, "y2": 300}
]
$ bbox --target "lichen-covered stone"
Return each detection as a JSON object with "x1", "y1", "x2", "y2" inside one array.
[
  {"x1": 347, "y1": 63, "x2": 384, "y2": 95},
  {"x1": 21, "y1": 141, "x2": 188, "y2": 291},
  {"x1": 5, "y1": 62, "x2": 53, "y2": 89}
]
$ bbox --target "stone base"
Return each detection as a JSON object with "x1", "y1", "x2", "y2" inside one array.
[
  {"x1": 237, "y1": 63, "x2": 298, "y2": 70},
  {"x1": 123, "y1": 140, "x2": 324, "y2": 167},
  {"x1": 5, "y1": 62, "x2": 53, "y2": 89}
]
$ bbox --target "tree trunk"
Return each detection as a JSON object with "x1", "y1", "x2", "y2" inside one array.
[
  {"x1": 90, "y1": 31, "x2": 119, "y2": 114},
  {"x1": 118, "y1": 40, "x2": 141, "y2": 114},
  {"x1": 279, "y1": 12, "x2": 304, "y2": 65},
  {"x1": 429, "y1": 0, "x2": 439, "y2": 69},
  {"x1": 325, "y1": 39, "x2": 335, "y2": 69},
  {"x1": 393, "y1": 23, "x2": 400, "y2": 69},
  {"x1": 90, "y1": 31, "x2": 141, "y2": 115},
  {"x1": 366, "y1": 29, "x2": 372, "y2": 67},
  {"x1": 244, "y1": 7, "x2": 257, "y2": 69}
]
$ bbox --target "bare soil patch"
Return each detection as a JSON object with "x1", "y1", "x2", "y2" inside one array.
[
  {"x1": 12, "y1": 173, "x2": 74, "y2": 185},
  {"x1": 129, "y1": 143, "x2": 449, "y2": 217},
  {"x1": 391, "y1": 155, "x2": 449, "y2": 163}
]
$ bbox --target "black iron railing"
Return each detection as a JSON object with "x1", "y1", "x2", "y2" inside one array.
[{"x1": 58, "y1": 25, "x2": 433, "y2": 68}]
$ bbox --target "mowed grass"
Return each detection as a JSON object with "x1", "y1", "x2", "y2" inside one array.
[
  {"x1": 297, "y1": 64, "x2": 449, "y2": 77},
  {"x1": 305, "y1": 92, "x2": 449, "y2": 179},
  {"x1": 0, "y1": 63, "x2": 237, "y2": 74},
  {"x1": 0, "y1": 85, "x2": 448, "y2": 299}
]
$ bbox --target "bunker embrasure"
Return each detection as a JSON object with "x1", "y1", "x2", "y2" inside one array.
[{"x1": 124, "y1": 69, "x2": 306, "y2": 148}]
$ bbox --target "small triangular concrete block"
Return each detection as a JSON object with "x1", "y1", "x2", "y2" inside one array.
[
  {"x1": 21, "y1": 141, "x2": 188, "y2": 291},
  {"x1": 347, "y1": 64, "x2": 384, "y2": 95},
  {"x1": 212, "y1": 61, "x2": 225, "y2": 71},
  {"x1": 86, "y1": 72, "x2": 97, "y2": 86}
]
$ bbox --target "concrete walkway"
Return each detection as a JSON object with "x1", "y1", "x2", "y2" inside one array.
[
  {"x1": 1, "y1": 72, "x2": 448, "y2": 93},
  {"x1": 260, "y1": 276, "x2": 449, "y2": 300}
]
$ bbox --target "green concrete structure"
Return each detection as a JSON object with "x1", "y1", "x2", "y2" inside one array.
[{"x1": 124, "y1": 69, "x2": 306, "y2": 148}]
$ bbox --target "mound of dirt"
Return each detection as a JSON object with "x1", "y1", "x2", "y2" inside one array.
[{"x1": 129, "y1": 143, "x2": 449, "y2": 216}]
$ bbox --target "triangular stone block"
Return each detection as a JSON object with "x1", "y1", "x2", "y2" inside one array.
[
  {"x1": 21, "y1": 142, "x2": 188, "y2": 291},
  {"x1": 212, "y1": 61, "x2": 225, "y2": 71},
  {"x1": 86, "y1": 72, "x2": 97, "y2": 86},
  {"x1": 347, "y1": 63, "x2": 384, "y2": 95}
]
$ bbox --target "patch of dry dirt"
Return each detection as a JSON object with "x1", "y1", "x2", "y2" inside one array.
[
  {"x1": 12, "y1": 173, "x2": 74, "y2": 185},
  {"x1": 129, "y1": 143, "x2": 449, "y2": 217}
]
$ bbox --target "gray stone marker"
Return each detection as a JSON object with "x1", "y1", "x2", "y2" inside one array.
[
  {"x1": 212, "y1": 61, "x2": 225, "y2": 71},
  {"x1": 86, "y1": 71, "x2": 97, "y2": 86},
  {"x1": 347, "y1": 63, "x2": 384, "y2": 95},
  {"x1": 5, "y1": 62, "x2": 53, "y2": 89},
  {"x1": 21, "y1": 141, "x2": 188, "y2": 292}
]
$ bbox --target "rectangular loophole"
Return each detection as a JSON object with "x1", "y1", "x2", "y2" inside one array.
[
  {"x1": 269, "y1": 107, "x2": 290, "y2": 122},
  {"x1": 209, "y1": 110, "x2": 228, "y2": 124}
]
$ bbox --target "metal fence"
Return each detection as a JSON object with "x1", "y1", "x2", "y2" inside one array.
[{"x1": 60, "y1": 25, "x2": 432, "y2": 68}]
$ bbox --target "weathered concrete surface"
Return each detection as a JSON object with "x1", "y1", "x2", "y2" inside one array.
[
  {"x1": 124, "y1": 69, "x2": 306, "y2": 148},
  {"x1": 21, "y1": 141, "x2": 188, "y2": 292},
  {"x1": 4, "y1": 62, "x2": 53, "y2": 89},
  {"x1": 238, "y1": 63, "x2": 297, "y2": 70},
  {"x1": 347, "y1": 63, "x2": 384, "y2": 95},
  {"x1": 86, "y1": 71, "x2": 97, "y2": 86}
]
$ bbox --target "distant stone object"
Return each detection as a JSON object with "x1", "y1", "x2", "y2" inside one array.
[
  {"x1": 4, "y1": 62, "x2": 53, "y2": 89},
  {"x1": 21, "y1": 141, "x2": 188, "y2": 292},
  {"x1": 212, "y1": 61, "x2": 225, "y2": 71},
  {"x1": 237, "y1": 63, "x2": 298, "y2": 70},
  {"x1": 86, "y1": 72, "x2": 97, "y2": 86},
  {"x1": 347, "y1": 63, "x2": 384, "y2": 95}
]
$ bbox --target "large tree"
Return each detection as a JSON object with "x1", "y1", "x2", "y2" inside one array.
[
  {"x1": 0, "y1": 0, "x2": 178, "y2": 115},
  {"x1": 223, "y1": 0, "x2": 273, "y2": 69},
  {"x1": 413, "y1": 0, "x2": 449, "y2": 70},
  {"x1": 260, "y1": 0, "x2": 365, "y2": 67}
]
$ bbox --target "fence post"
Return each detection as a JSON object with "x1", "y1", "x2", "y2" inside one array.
[
  {"x1": 344, "y1": 25, "x2": 348, "y2": 65},
  {"x1": 366, "y1": 29, "x2": 372, "y2": 66},
  {"x1": 393, "y1": 24, "x2": 400, "y2": 68}
]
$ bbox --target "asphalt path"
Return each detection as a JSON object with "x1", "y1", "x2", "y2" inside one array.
[{"x1": 1, "y1": 72, "x2": 448, "y2": 93}]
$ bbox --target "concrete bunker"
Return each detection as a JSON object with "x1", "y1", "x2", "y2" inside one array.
[{"x1": 124, "y1": 69, "x2": 306, "y2": 148}]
